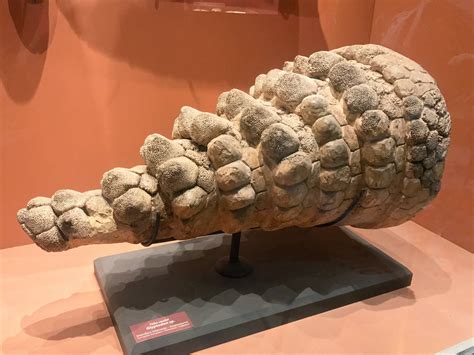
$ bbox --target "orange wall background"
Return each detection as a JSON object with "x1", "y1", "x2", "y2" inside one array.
[
  {"x1": 369, "y1": 0, "x2": 473, "y2": 252},
  {"x1": 0, "y1": 0, "x2": 374, "y2": 249},
  {"x1": 1, "y1": 0, "x2": 472, "y2": 251}
]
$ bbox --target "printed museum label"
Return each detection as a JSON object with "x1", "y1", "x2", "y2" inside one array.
[{"x1": 130, "y1": 312, "x2": 193, "y2": 343}]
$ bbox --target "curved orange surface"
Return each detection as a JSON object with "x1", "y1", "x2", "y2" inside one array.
[{"x1": 1, "y1": 0, "x2": 472, "y2": 251}]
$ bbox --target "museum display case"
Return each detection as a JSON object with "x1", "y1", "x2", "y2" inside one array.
[{"x1": 1, "y1": 1, "x2": 472, "y2": 354}]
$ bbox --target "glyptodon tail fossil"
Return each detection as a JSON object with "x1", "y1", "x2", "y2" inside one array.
[{"x1": 17, "y1": 44, "x2": 451, "y2": 252}]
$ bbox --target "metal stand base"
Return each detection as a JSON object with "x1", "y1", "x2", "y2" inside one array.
[
  {"x1": 215, "y1": 232, "x2": 253, "y2": 278},
  {"x1": 94, "y1": 227, "x2": 413, "y2": 355}
]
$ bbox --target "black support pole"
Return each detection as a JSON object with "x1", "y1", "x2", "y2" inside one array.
[
  {"x1": 229, "y1": 232, "x2": 241, "y2": 263},
  {"x1": 215, "y1": 232, "x2": 253, "y2": 278}
]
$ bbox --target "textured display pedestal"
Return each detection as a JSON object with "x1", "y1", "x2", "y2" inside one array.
[{"x1": 94, "y1": 226, "x2": 412, "y2": 355}]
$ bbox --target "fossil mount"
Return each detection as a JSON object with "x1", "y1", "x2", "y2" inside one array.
[{"x1": 17, "y1": 44, "x2": 451, "y2": 252}]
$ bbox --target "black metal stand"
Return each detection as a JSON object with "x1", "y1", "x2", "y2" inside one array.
[
  {"x1": 96, "y1": 227, "x2": 413, "y2": 354},
  {"x1": 215, "y1": 232, "x2": 253, "y2": 278}
]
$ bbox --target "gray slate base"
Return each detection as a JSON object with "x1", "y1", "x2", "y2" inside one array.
[{"x1": 94, "y1": 226, "x2": 412, "y2": 355}]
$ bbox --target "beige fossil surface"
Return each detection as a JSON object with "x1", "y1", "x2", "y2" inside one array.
[{"x1": 17, "y1": 44, "x2": 451, "y2": 252}]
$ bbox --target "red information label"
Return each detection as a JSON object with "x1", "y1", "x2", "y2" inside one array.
[{"x1": 130, "y1": 312, "x2": 193, "y2": 343}]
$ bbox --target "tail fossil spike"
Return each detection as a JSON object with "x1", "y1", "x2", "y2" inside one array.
[{"x1": 17, "y1": 44, "x2": 451, "y2": 252}]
